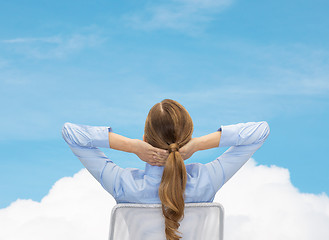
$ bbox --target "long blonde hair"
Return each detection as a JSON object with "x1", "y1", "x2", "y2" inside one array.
[{"x1": 144, "y1": 99, "x2": 193, "y2": 240}]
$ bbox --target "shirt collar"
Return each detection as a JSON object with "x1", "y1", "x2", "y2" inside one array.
[{"x1": 145, "y1": 163, "x2": 164, "y2": 176}]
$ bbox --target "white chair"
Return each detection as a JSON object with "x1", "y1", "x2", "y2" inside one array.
[{"x1": 109, "y1": 202, "x2": 224, "y2": 240}]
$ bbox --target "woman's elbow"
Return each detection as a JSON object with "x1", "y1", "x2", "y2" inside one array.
[
  {"x1": 62, "y1": 122, "x2": 73, "y2": 145},
  {"x1": 259, "y1": 121, "x2": 270, "y2": 143}
]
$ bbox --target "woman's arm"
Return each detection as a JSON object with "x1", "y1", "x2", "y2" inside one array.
[
  {"x1": 179, "y1": 131, "x2": 222, "y2": 160},
  {"x1": 62, "y1": 122, "x2": 169, "y2": 199},
  {"x1": 180, "y1": 121, "x2": 270, "y2": 193},
  {"x1": 61, "y1": 122, "x2": 121, "y2": 196},
  {"x1": 109, "y1": 132, "x2": 168, "y2": 166},
  {"x1": 204, "y1": 121, "x2": 270, "y2": 192}
]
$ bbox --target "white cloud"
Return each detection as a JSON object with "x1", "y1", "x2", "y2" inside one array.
[
  {"x1": 0, "y1": 170, "x2": 115, "y2": 240},
  {"x1": 1, "y1": 33, "x2": 105, "y2": 59},
  {"x1": 2, "y1": 37, "x2": 62, "y2": 44},
  {"x1": 1, "y1": 159, "x2": 328, "y2": 240},
  {"x1": 215, "y1": 159, "x2": 329, "y2": 240},
  {"x1": 123, "y1": 0, "x2": 233, "y2": 34},
  {"x1": 214, "y1": 41, "x2": 329, "y2": 96}
]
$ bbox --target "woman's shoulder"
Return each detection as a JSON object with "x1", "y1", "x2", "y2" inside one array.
[
  {"x1": 185, "y1": 162, "x2": 203, "y2": 167},
  {"x1": 185, "y1": 162, "x2": 208, "y2": 177}
]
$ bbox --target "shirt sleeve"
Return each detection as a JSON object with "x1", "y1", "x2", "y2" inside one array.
[
  {"x1": 61, "y1": 122, "x2": 124, "y2": 197},
  {"x1": 205, "y1": 121, "x2": 270, "y2": 193}
]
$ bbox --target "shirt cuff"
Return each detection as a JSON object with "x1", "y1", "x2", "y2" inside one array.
[
  {"x1": 218, "y1": 124, "x2": 241, "y2": 147},
  {"x1": 92, "y1": 126, "x2": 111, "y2": 148}
]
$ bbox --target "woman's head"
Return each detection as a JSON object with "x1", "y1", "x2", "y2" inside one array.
[
  {"x1": 144, "y1": 99, "x2": 193, "y2": 150},
  {"x1": 144, "y1": 99, "x2": 193, "y2": 240}
]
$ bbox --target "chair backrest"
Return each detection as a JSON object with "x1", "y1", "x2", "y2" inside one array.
[{"x1": 109, "y1": 202, "x2": 224, "y2": 240}]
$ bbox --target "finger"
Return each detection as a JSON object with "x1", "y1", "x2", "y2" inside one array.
[
  {"x1": 149, "y1": 161, "x2": 158, "y2": 166},
  {"x1": 154, "y1": 159, "x2": 166, "y2": 165},
  {"x1": 154, "y1": 148, "x2": 169, "y2": 156},
  {"x1": 153, "y1": 151, "x2": 168, "y2": 159},
  {"x1": 155, "y1": 161, "x2": 165, "y2": 166},
  {"x1": 159, "y1": 153, "x2": 169, "y2": 160},
  {"x1": 152, "y1": 160, "x2": 165, "y2": 166},
  {"x1": 151, "y1": 156, "x2": 166, "y2": 164},
  {"x1": 160, "y1": 150, "x2": 169, "y2": 156},
  {"x1": 157, "y1": 157, "x2": 167, "y2": 163},
  {"x1": 155, "y1": 153, "x2": 168, "y2": 161}
]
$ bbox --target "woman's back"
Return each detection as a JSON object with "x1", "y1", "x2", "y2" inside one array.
[{"x1": 112, "y1": 162, "x2": 215, "y2": 204}]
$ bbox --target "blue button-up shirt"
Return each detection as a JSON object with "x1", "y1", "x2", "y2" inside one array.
[{"x1": 62, "y1": 121, "x2": 270, "y2": 204}]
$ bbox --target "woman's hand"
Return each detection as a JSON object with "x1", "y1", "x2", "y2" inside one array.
[
  {"x1": 179, "y1": 132, "x2": 221, "y2": 160},
  {"x1": 108, "y1": 132, "x2": 168, "y2": 166},
  {"x1": 179, "y1": 138, "x2": 199, "y2": 160},
  {"x1": 132, "y1": 139, "x2": 169, "y2": 166}
]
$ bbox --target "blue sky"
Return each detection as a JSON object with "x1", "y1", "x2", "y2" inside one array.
[{"x1": 0, "y1": 0, "x2": 328, "y2": 208}]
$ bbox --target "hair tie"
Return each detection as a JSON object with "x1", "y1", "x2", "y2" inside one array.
[{"x1": 168, "y1": 143, "x2": 179, "y2": 153}]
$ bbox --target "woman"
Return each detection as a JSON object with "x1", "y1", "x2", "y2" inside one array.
[{"x1": 62, "y1": 99, "x2": 270, "y2": 240}]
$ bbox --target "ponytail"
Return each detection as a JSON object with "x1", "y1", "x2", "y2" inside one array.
[
  {"x1": 159, "y1": 143, "x2": 187, "y2": 240},
  {"x1": 144, "y1": 99, "x2": 193, "y2": 239}
]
